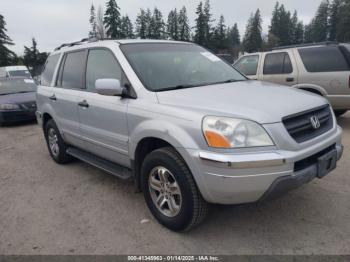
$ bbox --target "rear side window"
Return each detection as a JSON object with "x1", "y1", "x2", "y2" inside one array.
[
  {"x1": 86, "y1": 49, "x2": 122, "y2": 91},
  {"x1": 61, "y1": 51, "x2": 86, "y2": 89},
  {"x1": 298, "y1": 46, "x2": 350, "y2": 72},
  {"x1": 41, "y1": 54, "x2": 60, "y2": 86},
  {"x1": 234, "y1": 55, "x2": 259, "y2": 75},
  {"x1": 263, "y1": 52, "x2": 293, "y2": 75}
]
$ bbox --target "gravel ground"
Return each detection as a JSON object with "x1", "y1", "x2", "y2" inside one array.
[{"x1": 0, "y1": 113, "x2": 349, "y2": 255}]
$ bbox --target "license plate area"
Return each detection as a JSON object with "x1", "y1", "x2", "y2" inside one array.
[{"x1": 317, "y1": 149, "x2": 337, "y2": 178}]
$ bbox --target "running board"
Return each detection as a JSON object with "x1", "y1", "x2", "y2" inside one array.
[{"x1": 66, "y1": 147, "x2": 132, "y2": 180}]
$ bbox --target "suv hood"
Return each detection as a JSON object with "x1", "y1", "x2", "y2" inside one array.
[{"x1": 156, "y1": 81, "x2": 328, "y2": 124}]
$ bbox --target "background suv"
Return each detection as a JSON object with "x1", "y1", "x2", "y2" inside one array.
[
  {"x1": 36, "y1": 39, "x2": 343, "y2": 231},
  {"x1": 234, "y1": 42, "x2": 350, "y2": 117}
]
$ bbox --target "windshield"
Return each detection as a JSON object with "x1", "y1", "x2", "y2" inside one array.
[
  {"x1": 8, "y1": 70, "x2": 31, "y2": 78},
  {"x1": 0, "y1": 78, "x2": 36, "y2": 95},
  {"x1": 120, "y1": 43, "x2": 246, "y2": 92}
]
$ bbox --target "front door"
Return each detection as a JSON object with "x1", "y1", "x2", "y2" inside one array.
[{"x1": 78, "y1": 48, "x2": 130, "y2": 167}]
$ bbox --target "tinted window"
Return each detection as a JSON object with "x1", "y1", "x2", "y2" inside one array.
[
  {"x1": 8, "y1": 70, "x2": 31, "y2": 78},
  {"x1": 298, "y1": 46, "x2": 350, "y2": 72},
  {"x1": 263, "y1": 52, "x2": 293, "y2": 74},
  {"x1": 121, "y1": 43, "x2": 246, "y2": 92},
  {"x1": 61, "y1": 51, "x2": 86, "y2": 89},
  {"x1": 41, "y1": 54, "x2": 60, "y2": 86},
  {"x1": 86, "y1": 49, "x2": 122, "y2": 91},
  {"x1": 234, "y1": 55, "x2": 259, "y2": 75}
]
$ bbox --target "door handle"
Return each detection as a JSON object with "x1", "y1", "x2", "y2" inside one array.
[
  {"x1": 49, "y1": 94, "x2": 57, "y2": 101},
  {"x1": 78, "y1": 100, "x2": 89, "y2": 108},
  {"x1": 286, "y1": 77, "x2": 295, "y2": 82}
]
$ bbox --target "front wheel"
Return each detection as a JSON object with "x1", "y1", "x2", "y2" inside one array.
[
  {"x1": 141, "y1": 147, "x2": 208, "y2": 232},
  {"x1": 44, "y1": 119, "x2": 72, "y2": 164}
]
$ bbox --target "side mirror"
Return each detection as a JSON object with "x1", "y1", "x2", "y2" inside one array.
[{"x1": 95, "y1": 79, "x2": 125, "y2": 96}]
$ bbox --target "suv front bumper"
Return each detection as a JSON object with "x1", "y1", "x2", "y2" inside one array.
[{"x1": 184, "y1": 126, "x2": 343, "y2": 205}]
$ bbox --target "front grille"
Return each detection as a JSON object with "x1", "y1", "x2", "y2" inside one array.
[{"x1": 282, "y1": 105, "x2": 333, "y2": 143}]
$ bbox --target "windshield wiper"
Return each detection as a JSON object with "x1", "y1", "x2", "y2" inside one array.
[{"x1": 159, "y1": 84, "x2": 201, "y2": 92}]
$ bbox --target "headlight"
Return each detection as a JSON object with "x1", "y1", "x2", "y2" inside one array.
[
  {"x1": 203, "y1": 116, "x2": 274, "y2": 148},
  {"x1": 0, "y1": 103, "x2": 20, "y2": 111}
]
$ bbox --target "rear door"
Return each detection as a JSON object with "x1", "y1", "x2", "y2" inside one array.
[
  {"x1": 53, "y1": 50, "x2": 87, "y2": 148},
  {"x1": 234, "y1": 55, "x2": 260, "y2": 80},
  {"x1": 261, "y1": 51, "x2": 298, "y2": 86},
  {"x1": 78, "y1": 48, "x2": 130, "y2": 167},
  {"x1": 296, "y1": 45, "x2": 350, "y2": 97}
]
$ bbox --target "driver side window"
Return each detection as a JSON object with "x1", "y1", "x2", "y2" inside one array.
[{"x1": 86, "y1": 49, "x2": 122, "y2": 92}]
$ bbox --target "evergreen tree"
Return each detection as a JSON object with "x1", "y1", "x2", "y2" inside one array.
[
  {"x1": 336, "y1": 0, "x2": 350, "y2": 41},
  {"x1": 213, "y1": 15, "x2": 228, "y2": 51},
  {"x1": 308, "y1": 0, "x2": 329, "y2": 42},
  {"x1": 194, "y1": 2, "x2": 206, "y2": 46},
  {"x1": 152, "y1": 8, "x2": 165, "y2": 39},
  {"x1": 89, "y1": 4, "x2": 97, "y2": 38},
  {"x1": 290, "y1": 11, "x2": 304, "y2": 44},
  {"x1": 0, "y1": 14, "x2": 15, "y2": 66},
  {"x1": 329, "y1": 0, "x2": 341, "y2": 41},
  {"x1": 230, "y1": 23, "x2": 241, "y2": 46},
  {"x1": 268, "y1": 2, "x2": 292, "y2": 46},
  {"x1": 167, "y1": 9, "x2": 179, "y2": 40},
  {"x1": 23, "y1": 38, "x2": 48, "y2": 76},
  {"x1": 136, "y1": 9, "x2": 147, "y2": 39},
  {"x1": 120, "y1": 15, "x2": 134, "y2": 39},
  {"x1": 243, "y1": 9, "x2": 263, "y2": 53},
  {"x1": 203, "y1": 0, "x2": 213, "y2": 47},
  {"x1": 104, "y1": 0, "x2": 121, "y2": 38},
  {"x1": 178, "y1": 7, "x2": 191, "y2": 41}
]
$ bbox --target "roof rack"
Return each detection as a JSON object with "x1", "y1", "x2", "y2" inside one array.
[
  {"x1": 54, "y1": 37, "x2": 100, "y2": 51},
  {"x1": 271, "y1": 41, "x2": 338, "y2": 51}
]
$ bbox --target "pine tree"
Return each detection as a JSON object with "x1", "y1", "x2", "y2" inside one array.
[
  {"x1": 308, "y1": 0, "x2": 329, "y2": 42},
  {"x1": 0, "y1": 14, "x2": 15, "y2": 66},
  {"x1": 23, "y1": 38, "x2": 48, "y2": 76},
  {"x1": 167, "y1": 9, "x2": 179, "y2": 40},
  {"x1": 178, "y1": 7, "x2": 191, "y2": 41},
  {"x1": 194, "y1": 2, "x2": 206, "y2": 46},
  {"x1": 336, "y1": 0, "x2": 350, "y2": 41},
  {"x1": 104, "y1": 0, "x2": 121, "y2": 38},
  {"x1": 145, "y1": 8, "x2": 153, "y2": 38},
  {"x1": 120, "y1": 15, "x2": 134, "y2": 39},
  {"x1": 89, "y1": 4, "x2": 97, "y2": 38},
  {"x1": 268, "y1": 2, "x2": 293, "y2": 46},
  {"x1": 213, "y1": 15, "x2": 228, "y2": 51},
  {"x1": 290, "y1": 11, "x2": 304, "y2": 44},
  {"x1": 228, "y1": 23, "x2": 241, "y2": 58},
  {"x1": 136, "y1": 9, "x2": 147, "y2": 39},
  {"x1": 151, "y1": 8, "x2": 165, "y2": 39},
  {"x1": 329, "y1": 0, "x2": 341, "y2": 41},
  {"x1": 243, "y1": 9, "x2": 263, "y2": 53},
  {"x1": 203, "y1": 0, "x2": 213, "y2": 47}
]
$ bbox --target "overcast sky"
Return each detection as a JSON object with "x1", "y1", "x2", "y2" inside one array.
[{"x1": 2, "y1": 0, "x2": 322, "y2": 55}]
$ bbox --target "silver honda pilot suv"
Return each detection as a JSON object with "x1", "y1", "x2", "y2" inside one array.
[{"x1": 36, "y1": 39, "x2": 343, "y2": 231}]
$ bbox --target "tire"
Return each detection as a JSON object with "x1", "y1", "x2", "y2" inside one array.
[
  {"x1": 334, "y1": 110, "x2": 348, "y2": 117},
  {"x1": 141, "y1": 147, "x2": 208, "y2": 232},
  {"x1": 44, "y1": 119, "x2": 72, "y2": 164}
]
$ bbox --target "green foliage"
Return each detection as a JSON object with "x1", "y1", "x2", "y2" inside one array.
[
  {"x1": 23, "y1": 38, "x2": 48, "y2": 76},
  {"x1": 243, "y1": 9, "x2": 263, "y2": 53},
  {"x1": 89, "y1": 4, "x2": 97, "y2": 38},
  {"x1": 0, "y1": 14, "x2": 15, "y2": 67},
  {"x1": 104, "y1": 0, "x2": 121, "y2": 38},
  {"x1": 167, "y1": 9, "x2": 179, "y2": 40},
  {"x1": 178, "y1": 7, "x2": 191, "y2": 41},
  {"x1": 194, "y1": 2, "x2": 206, "y2": 46},
  {"x1": 336, "y1": 0, "x2": 350, "y2": 42},
  {"x1": 120, "y1": 15, "x2": 134, "y2": 39}
]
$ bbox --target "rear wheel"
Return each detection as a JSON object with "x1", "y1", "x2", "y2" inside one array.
[
  {"x1": 44, "y1": 119, "x2": 72, "y2": 164},
  {"x1": 334, "y1": 110, "x2": 348, "y2": 117},
  {"x1": 141, "y1": 147, "x2": 208, "y2": 232}
]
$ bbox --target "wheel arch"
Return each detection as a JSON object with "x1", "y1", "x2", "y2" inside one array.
[{"x1": 293, "y1": 84, "x2": 327, "y2": 96}]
